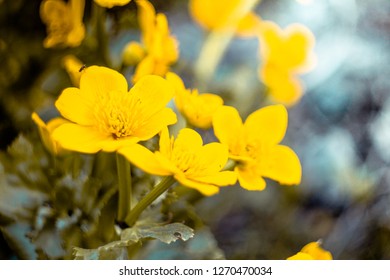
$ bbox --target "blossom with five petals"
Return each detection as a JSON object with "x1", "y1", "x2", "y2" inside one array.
[
  {"x1": 119, "y1": 128, "x2": 237, "y2": 196},
  {"x1": 40, "y1": 0, "x2": 85, "y2": 48},
  {"x1": 52, "y1": 66, "x2": 177, "y2": 154},
  {"x1": 166, "y1": 72, "x2": 223, "y2": 129},
  {"x1": 189, "y1": 0, "x2": 262, "y2": 37},
  {"x1": 258, "y1": 21, "x2": 316, "y2": 106},
  {"x1": 212, "y1": 104, "x2": 301, "y2": 191},
  {"x1": 287, "y1": 241, "x2": 333, "y2": 260},
  {"x1": 123, "y1": 0, "x2": 179, "y2": 83}
]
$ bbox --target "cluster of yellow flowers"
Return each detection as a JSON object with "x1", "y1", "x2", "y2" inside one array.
[{"x1": 34, "y1": 0, "x2": 330, "y2": 259}]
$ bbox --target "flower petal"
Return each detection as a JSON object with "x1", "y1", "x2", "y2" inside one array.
[
  {"x1": 94, "y1": 0, "x2": 131, "y2": 8},
  {"x1": 132, "y1": 54, "x2": 156, "y2": 83},
  {"x1": 300, "y1": 242, "x2": 333, "y2": 260},
  {"x1": 236, "y1": 12, "x2": 262, "y2": 37},
  {"x1": 80, "y1": 66, "x2": 128, "y2": 103},
  {"x1": 158, "y1": 127, "x2": 173, "y2": 158},
  {"x1": 174, "y1": 173, "x2": 220, "y2": 196},
  {"x1": 212, "y1": 106, "x2": 245, "y2": 156},
  {"x1": 136, "y1": 0, "x2": 156, "y2": 47},
  {"x1": 260, "y1": 64, "x2": 304, "y2": 106},
  {"x1": 195, "y1": 142, "x2": 229, "y2": 175},
  {"x1": 193, "y1": 171, "x2": 237, "y2": 186},
  {"x1": 236, "y1": 166, "x2": 266, "y2": 191},
  {"x1": 129, "y1": 75, "x2": 175, "y2": 119},
  {"x1": 287, "y1": 252, "x2": 314, "y2": 260},
  {"x1": 100, "y1": 137, "x2": 140, "y2": 153},
  {"x1": 244, "y1": 104, "x2": 288, "y2": 145},
  {"x1": 55, "y1": 87, "x2": 94, "y2": 125},
  {"x1": 260, "y1": 145, "x2": 302, "y2": 185},
  {"x1": 132, "y1": 108, "x2": 177, "y2": 141},
  {"x1": 174, "y1": 128, "x2": 203, "y2": 152},
  {"x1": 52, "y1": 123, "x2": 110, "y2": 154},
  {"x1": 119, "y1": 144, "x2": 173, "y2": 176}
]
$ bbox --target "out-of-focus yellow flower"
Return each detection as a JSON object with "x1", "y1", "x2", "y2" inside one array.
[
  {"x1": 119, "y1": 128, "x2": 237, "y2": 196},
  {"x1": 94, "y1": 0, "x2": 131, "y2": 8},
  {"x1": 32, "y1": 113, "x2": 68, "y2": 155},
  {"x1": 258, "y1": 21, "x2": 316, "y2": 106},
  {"x1": 166, "y1": 72, "x2": 223, "y2": 129},
  {"x1": 287, "y1": 241, "x2": 333, "y2": 260},
  {"x1": 123, "y1": 0, "x2": 179, "y2": 83},
  {"x1": 212, "y1": 105, "x2": 301, "y2": 191},
  {"x1": 189, "y1": 0, "x2": 261, "y2": 37},
  {"x1": 40, "y1": 0, "x2": 85, "y2": 48},
  {"x1": 52, "y1": 66, "x2": 177, "y2": 154},
  {"x1": 62, "y1": 55, "x2": 84, "y2": 87}
]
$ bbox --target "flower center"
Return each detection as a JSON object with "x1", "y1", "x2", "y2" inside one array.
[{"x1": 93, "y1": 90, "x2": 140, "y2": 139}]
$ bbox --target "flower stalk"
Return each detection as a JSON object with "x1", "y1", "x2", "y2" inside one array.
[
  {"x1": 125, "y1": 176, "x2": 176, "y2": 226},
  {"x1": 116, "y1": 153, "x2": 132, "y2": 222}
]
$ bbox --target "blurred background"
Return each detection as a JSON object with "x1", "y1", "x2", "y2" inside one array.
[{"x1": 1, "y1": 0, "x2": 390, "y2": 259}]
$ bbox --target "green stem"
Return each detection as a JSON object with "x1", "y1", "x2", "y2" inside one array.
[
  {"x1": 125, "y1": 176, "x2": 176, "y2": 226},
  {"x1": 116, "y1": 153, "x2": 132, "y2": 222}
]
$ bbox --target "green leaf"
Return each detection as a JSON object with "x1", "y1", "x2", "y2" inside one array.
[{"x1": 73, "y1": 223, "x2": 194, "y2": 260}]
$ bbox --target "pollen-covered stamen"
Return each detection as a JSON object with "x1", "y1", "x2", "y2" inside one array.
[
  {"x1": 93, "y1": 90, "x2": 141, "y2": 139},
  {"x1": 170, "y1": 146, "x2": 210, "y2": 177}
]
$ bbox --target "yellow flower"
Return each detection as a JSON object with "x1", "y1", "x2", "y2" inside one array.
[
  {"x1": 40, "y1": 0, "x2": 85, "y2": 48},
  {"x1": 166, "y1": 72, "x2": 223, "y2": 129},
  {"x1": 52, "y1": 66, "x2": 177, "y2": 154},
  {"x1": 189, "y1": 0, "x2": 262, "y2": 37},
  {"x1": 287, "y1": 241, "x2": 333, "y2": 260},
  {"x1": 123, "y1": 0, "x2": 179, "y2": 83},
  {"x1": 258, "y1": 21, "x2": 316, "y2": 106},
  {"x1": 119, "y1": 128, "x2": 237, "y2": 196},
  {"x1": 94, "y1": 0, "x2": 131, "y2": 8},
  {"x1": 32, "y1": 113, "x2": 68, "y2": 155},
  {"x1": 212, "y1": 105, "x2": 301, "y2": 191},
  {"x1": 62, "y1": 55, "x2": 84, "y2": 87}
]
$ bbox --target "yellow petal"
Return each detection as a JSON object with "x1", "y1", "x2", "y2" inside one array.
[
  {"x1": 40, "y1": 0, "x2": 68, "y2": 23},
  {"x1": 132, "y1": 108, "x2": 177, "y2": 141},
  {"x1": 287, "y1": 252, "x2": 314, "y2": 260},
  {"x1": 193, "y1": 171, "x2": 237, "y2": 186},
  {"x1": 132, "y1": 55, "x2": 155, "y2": 83},
  {"x1": 300, "y1": 242, "x2": 333, "y2": 260},
  {"x1": 52, "y1": 123, "x2": 110, "y2": 154},
  {"x1": 260, "y1": 145, "x2": 302, "y2": 185},
  {"x1": 212, "y1": 106, "x2": 245, "y2": 156},
  {"x1": 185, "y1": 93, "x2": 224, "y2": 129},
  {"x1": 158, "y1": 127, "x2": 173, "y2": 158},
  {"x1": 244, "y1": 104, "x2": 288, "y2": 145},
  {"x1": 94, "y1": 0, "x2": 131, "y2": 8},
  {"x1": 174, "y1": 128, "x2": 203, "y2": 152},
  {"x1": 260, "y1": 64, "x2": 304, "y2": 106},
  {"x1": 189, "y1": 0, "x2": 259, "y2": 32},
  {"x1": 55, "y1": 87, "x2": 94, "y2": 125},
  {"x1": 236, "y1": 12, "x2": 262, "y2": 37},
  {"x1": 166, "y1": 72, "x2": 186, "y2": 93},
  {"x1": 283, "y1": 23, "x2": 316, "y2": 70},
  {"x1": 136, "y1": 0, "x2": 156, "y2": 47},
  {"x1": 62, "y1": 55, "x2": 83, "y2": 87},
  {"x1": 80, "y1": 66, "x2": 128, "y2": 103},
  {"x1": 174, "y1": 173, "x2": 220, "y2": 196},
  {"x1": 119, "y1": 144, "x2": 173, "y2": 176},
  {"x1": 195, "y1": 142, "x2": 229, "y2": 175},
  {"x1": 100, "y1": 137, "x2": 140, "y2": 153},
  {"x1": 32, "y1": 113, "x2": 68, "y2": 155},
  {"x1": 236, "y1": 165, "x2": 266, "y2": 191}
]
